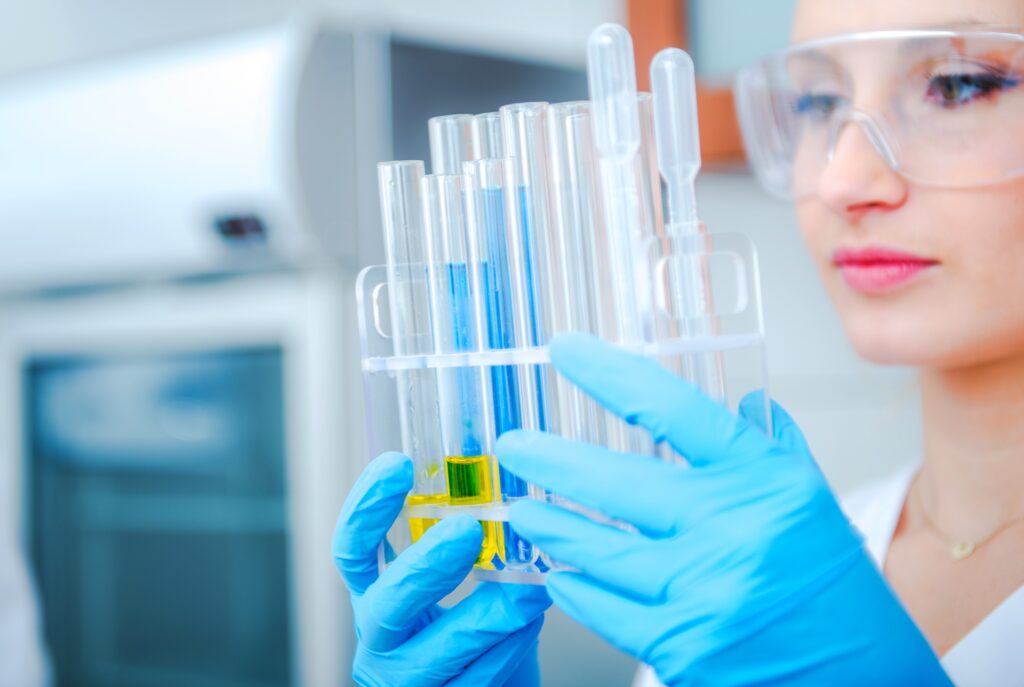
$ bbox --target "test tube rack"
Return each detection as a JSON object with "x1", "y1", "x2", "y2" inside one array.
[{"x1": 355, "y1": 25, "x2": 773, "y2": 584}]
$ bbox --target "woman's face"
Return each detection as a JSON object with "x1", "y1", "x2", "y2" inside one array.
[{"x1": 791, "y1": 0, "x2": 1024, "y2": 369}]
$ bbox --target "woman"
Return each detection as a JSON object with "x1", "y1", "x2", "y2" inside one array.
[{"x1": 332, "y1": 0, "x2": 1024, "y2": 684}]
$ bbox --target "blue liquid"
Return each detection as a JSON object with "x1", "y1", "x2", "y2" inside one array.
[
  {"x1": 518, "y1": 186, "x2": 549, "y2": 432},
  {"x1": 439, "y1": 187, "x2": 548, "y2": 568},
  {"x1": 480, "y1": 187, "x2": 535, "y2": 566},
  {"x1": 445, "y1": 262, "x2": 503, "y2": 568},
  {"x1": 480, "y1": 188, "x2": 523, "y2": 444},
  {"x1": 446, "y1": 262, "x2": 484, "y2": 457}
]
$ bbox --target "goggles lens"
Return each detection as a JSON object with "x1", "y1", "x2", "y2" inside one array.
[{"x1": 734, "y1": 30, "x2": 1024, "y2": 199}]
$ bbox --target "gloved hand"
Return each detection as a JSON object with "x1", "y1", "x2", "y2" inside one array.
[
  {"x1": 496, "y1": 333, "x2": 952, "y2": 687},
  {"x1": 332, "y1": 451, "x2": 551, "y2": 687}
]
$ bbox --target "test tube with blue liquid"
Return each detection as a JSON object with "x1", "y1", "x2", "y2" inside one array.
[
  {"x1": 467, "y1": 115, "x2": 522, "y2": 452},
  {"x1": 421, "y1": 172, "x2": 504, "y2": 568},
  {"x1": 464, "y1": 156, "x2": 540, "y2": 568},
  {"x1": 500, "y1": 103, "x2": 557, "y2": 433},
  {"x1": 473, "y1": 113, "x2": 539, "y2": 566}
]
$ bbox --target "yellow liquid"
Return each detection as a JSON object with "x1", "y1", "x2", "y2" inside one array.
[
  {"x1": 445, "y1": 455, "x2": 504, "y2": 568},
  {"x1": 406, "y1": 493, "x2": 447, "y2": 543}
]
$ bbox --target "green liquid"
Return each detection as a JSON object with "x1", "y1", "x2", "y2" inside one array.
[{"x1": 445, "y1": 455, "x2": 504, "y2": 567}]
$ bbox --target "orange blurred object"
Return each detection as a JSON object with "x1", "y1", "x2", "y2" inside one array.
[{"x1": 627, "y1": 0, "x2": 745, "y2": 165}]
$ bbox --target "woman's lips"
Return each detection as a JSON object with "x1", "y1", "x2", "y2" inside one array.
[{"x1": 832, "y1": 246, "x2": 939, "y2": 294}]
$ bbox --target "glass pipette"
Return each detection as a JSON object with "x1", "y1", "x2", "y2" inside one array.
[
  {"x1": 650, "y1": 48, "x2": 726, "y2": 400},
  {"x1": 587, "y1": 24, "x2": 662, "y2": 458},
  {"x1": 587, "y1": 24, "x2": 654, "y2": 346},
  {"x1": 651, "y1": 49, "x2": 701, "y2": 224}
]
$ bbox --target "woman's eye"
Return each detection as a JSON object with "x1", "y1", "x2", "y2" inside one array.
[
  {"x1": 926, "y1": 71, "x2": 1021, "y2": 108},
  {"x1": 793, "y1": 93, "x2": 844, "y2": 120}
]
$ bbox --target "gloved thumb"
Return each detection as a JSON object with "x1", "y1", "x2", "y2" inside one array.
[{"x1": 738, "y1": 390, "x2": 812, "y2": 457}]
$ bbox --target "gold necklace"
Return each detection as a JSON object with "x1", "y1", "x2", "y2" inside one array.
[{"x1": 914, "y1": 479, "x2": 1024, "y2": 561}]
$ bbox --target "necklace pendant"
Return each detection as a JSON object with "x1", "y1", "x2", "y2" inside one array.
[{"x1": 950, "y1": 541, "x2": 975, "y2": 560}]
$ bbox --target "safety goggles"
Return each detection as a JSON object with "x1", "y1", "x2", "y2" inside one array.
[{"x1": 734, "y1": 29, "x2": 1024, "y2": 200}]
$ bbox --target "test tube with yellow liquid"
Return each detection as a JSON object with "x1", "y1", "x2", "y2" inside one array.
[
  {"x1": 377, "y1": 161, "x2": 448, "y2": 545},
  {"x1": 421, "y1": 172, "x2": 504, "y2": 568}
]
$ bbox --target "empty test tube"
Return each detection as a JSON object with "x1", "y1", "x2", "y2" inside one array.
[
  {"x1": 544, "y1": 102, "x2": 607, "y2": 446},
  {"x1": 421, "y1": 173, "x2": 504, "y2": 568},
  {"x1": 471, "y1": 112, "x2": 505, "y2": 160},
  {"x1": 429, "y1": 114, "x2": 474, "y2": 174},
  {"x1": 377, "y1": 161, "x2": 447, "y2": 541}
]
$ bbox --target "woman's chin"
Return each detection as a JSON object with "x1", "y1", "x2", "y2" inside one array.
[
  {"x1": 842, "y1": 319, "x2": 947, "y2": 367},
  {"x1": 843, "y1": 320, "x2": 1023, "y2": 370},
  {"x1": 847, "y1": 337, "x2": 922, "y2": 366}
]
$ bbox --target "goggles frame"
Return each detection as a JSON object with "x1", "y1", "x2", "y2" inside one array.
[{"x1": 734, "y1": 27, "x2": 1024, "y2": 200}]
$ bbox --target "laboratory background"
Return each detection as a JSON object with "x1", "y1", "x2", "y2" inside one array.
[{"x1": 0, "y1": 1, "x2": 921, "y2": 685}]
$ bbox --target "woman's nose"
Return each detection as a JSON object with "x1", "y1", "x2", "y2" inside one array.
[{"x1": 816, "y1": 116, "x2": 908, "y2": 221}]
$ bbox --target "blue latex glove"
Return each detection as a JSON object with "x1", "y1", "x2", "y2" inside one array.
[
  {"x1": 496, "y1": 333, "x2": 952, "y2": 687},
  {"x1": 332, "y1": 451, "x2": 551, "y2": 687}
]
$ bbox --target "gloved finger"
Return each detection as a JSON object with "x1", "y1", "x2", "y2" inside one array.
[
  {"x1": 738, "y1": 390, "x2": 812, "y2": 457},
  {"x1": 549, "y1": 333, "x2": 771, "y2": 466},
  {"x1": 509, "y1": 499, "x2": 671, "y2": 600},
  {"x1": 493, "y1": 630, "x2": 541, "y2": 687},
  {"x1": 359, "y1": 515, "x2": 483, "y2": 652},
  {"x1": 445, "y1": 617, "x2": 543, "y2": 687},
  {"x1": 332, "y1": 452, "x2": 413, "y2": 595},
  {"x1": 403, "y1": 581, "x2": 550, "y2": 663},
  {"x1": 497, "y1": 430, "x2": 683, "y2": 536},
  {"x1": 543, "y1": 571, "x2": 653, "y2": 662}
]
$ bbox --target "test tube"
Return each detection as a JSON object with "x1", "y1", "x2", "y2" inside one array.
[
  {"x1": 500, "y1": 102, "x2": 558, "y2": 434},
  {"x1": 544, "y1": 102, "x2": 607, "y2": 447},
  {"x1": 377, "y1": 161, "x2": 447, "y2": 541},
  {"x1": 464, "y1": 157, "x2": 539, "y2": 568},
  {"x1": 471, "y1": 112, "x2": 505, "y2": 160},
  {"x1": 421, "y1": 173, "x2": 504, "y2": 568},
  {"x1": 429, "y1": 114, "x2": 474, "y2": 174}
]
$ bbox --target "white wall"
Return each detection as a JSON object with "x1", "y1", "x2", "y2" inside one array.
[
  {"x1": 0, "y1": 0, "x2": 621, "y2": 80},
  {"x1": 690, "y1": 0, "x2": 796, "y2": 84}
]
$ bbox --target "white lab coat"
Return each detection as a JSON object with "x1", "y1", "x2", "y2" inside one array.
[
  {"x1": 634, "y1": 464, "x2": 1024, "y2": 687},
  {"x1": 0, "y1": 536, "x2": 48, "y2": 687}
]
